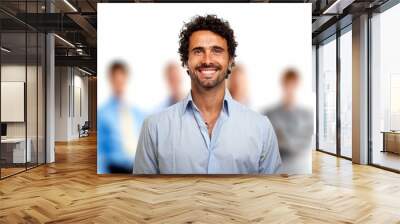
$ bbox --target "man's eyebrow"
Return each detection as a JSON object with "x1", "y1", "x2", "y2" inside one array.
[
  {"x1": 191, "y1": 46, "x2": 226, "y2": 51},
  {"x1": 191, "y1": 46, "x2": 205, "y2": 52}
]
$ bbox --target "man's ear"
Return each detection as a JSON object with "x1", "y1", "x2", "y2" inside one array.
[
  {"x1": 183, "y1": 63, "x2": 189, "y2": 75},
  {"x1": 226, "y1": 60, "x2": 234, "y2": 79}
]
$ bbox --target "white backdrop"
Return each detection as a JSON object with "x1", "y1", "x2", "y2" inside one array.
[{"x1": 98, "y1": 3, "x2": 313, "y2": 113}]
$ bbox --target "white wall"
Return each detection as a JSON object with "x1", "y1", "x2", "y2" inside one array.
[
  {"x1": 72, "y1": 72, "x2": 89, "y2": 138},
  {"x1": 55, "y1": 66, "x2": 69, "y2": 141},
  {"x1": 55, "y1": 67, "x2": 89, "y2": 141}
]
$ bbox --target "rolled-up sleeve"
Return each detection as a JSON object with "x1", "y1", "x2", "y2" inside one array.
[
  {"x1": 97, "y1": 110, "x2": 109, "y2": 174},
  {"x1": 133, "y1": 118, "x2": 159, "y2": 174},
  {"x1": 259, "y1": 117, "x2": 282, "y2": 174}
]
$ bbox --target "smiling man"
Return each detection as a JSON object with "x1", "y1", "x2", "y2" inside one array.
[{"x1": 133, "y1": 15, "x2": 281, "y2": 174}]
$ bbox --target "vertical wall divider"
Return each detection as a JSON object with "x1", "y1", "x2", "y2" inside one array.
[
  {"x1": 36, "y1": 0, "x2": 39, "y2": 168},
  {"x1": 0, "y1": 24, "x2": 2, "y2": 179},
  {"x1": 73, "y1": 68, "x2": 75, "y2": 118},
  {"x1": 59, "y1": 67, "x2": 62, "y2": 117},
  {"x1": 336, "y1": 28, "x2": 342, "y2": 157},
  {"x1": 44, "y1": 19, "x2": 47, "y2": 165},
  {"x1": 69, "y1": 69, "x2": 71, "y2": 118},
  {"x1": 25, "y1": 0, "x2": 28, "y2": 171},
  {"x1": 44, "y1": 0, "x2": 48, "y2": 165},
  {"x1": 316, "y1": 45, "x2": 320, "y2": 151},
  {"x1": 367, "y1": 11, "x2": 373, "y2": 165}
]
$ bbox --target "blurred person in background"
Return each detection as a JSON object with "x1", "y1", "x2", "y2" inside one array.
[
  {"x1": 264, "y1": 68, "x2": 313, "y2": 174},
  {"x1": 98, "y1": 61, "x2": 146, "y2": 174},
  {"x1": 134, "y1": 15, "x2": 281, "y2": 174},
  {"x1": 227, "y1": 64, "x2": 250, "y2": 105},
  {"x1": 163, "y1": 61, "x2": 185, "y2": 107}
]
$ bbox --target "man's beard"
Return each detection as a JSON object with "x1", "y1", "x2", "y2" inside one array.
[{"x1": 188, "y1": 63, "x2": 228, "y2": 90}]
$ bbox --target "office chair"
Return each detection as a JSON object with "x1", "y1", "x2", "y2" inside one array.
[{"x1": 79, "y1": 121, "x2": 90, "y2": 138}]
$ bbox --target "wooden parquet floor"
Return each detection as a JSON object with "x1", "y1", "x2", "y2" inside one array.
[{"x1": 1, "y1": 134, "x2": 400, "y2": 224}]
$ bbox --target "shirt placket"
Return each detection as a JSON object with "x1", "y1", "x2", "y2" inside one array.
[
  {"x1": 191, "y1": 104, "x2": 228, "y2": 174},
  {"x1": 191, "y1": 107, "x2": 211, "y2": 151},
  {"x1": 207, "y1": 112, "x2": 227, "y2": 173}
]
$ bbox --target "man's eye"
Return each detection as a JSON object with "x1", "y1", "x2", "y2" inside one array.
[
  {"x1": 212, "y1": 48, "x2": 224, "y2": 54},
  {"x1": 193, "y1": 49, "x2": 202, "y2": 54}
]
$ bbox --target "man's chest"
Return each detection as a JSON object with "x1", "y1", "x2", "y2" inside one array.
[{"x1": 154, "y1": 121, "x2": 263, "y2": 173}]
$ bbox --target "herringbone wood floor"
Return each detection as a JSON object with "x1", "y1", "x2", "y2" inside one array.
[{"x1": 0, "y1": 135, "x2": 400, "y2": 224}]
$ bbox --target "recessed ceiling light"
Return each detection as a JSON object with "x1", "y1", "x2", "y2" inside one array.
[
  {"x1": 323, "y1": 0, "x2": 355, "y2": 15},
  {"x1": 54, "y1": 34, "x2": 75, "y2": 48},
  {"x1": 1, "y1": 47, "x2": 11, "y2": 53},
  {"x1": 63, "y1": 0, "x2": 78, "y2": 12},
  {"x1": 78, "y1": 67, "x2": 92, "y2": 76}
]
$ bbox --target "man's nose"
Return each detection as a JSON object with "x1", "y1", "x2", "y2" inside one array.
[{"x1": 201, "y1": 50, "x2": 212, "y2": 64}]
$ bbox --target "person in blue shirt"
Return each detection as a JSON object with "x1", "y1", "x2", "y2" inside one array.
[
  {"x1": 98, "y1": 61, "x2": 146, "y2": 174},
  {"x1": 133, "y1": 15, "x2": 281, "y2": 174}
]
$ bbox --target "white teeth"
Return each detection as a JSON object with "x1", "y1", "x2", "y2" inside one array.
[
  {"x1": 199, "y1": 68, "x2": 217, "y2": 72},
  {"x1": 200, "y1": 70, "x2": 216, "y2": 75}
]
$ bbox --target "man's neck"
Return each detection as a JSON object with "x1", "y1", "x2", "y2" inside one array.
[
  {"x1": 113, "y1": 94, "x2": 123, "y2": 102},
  {"x1": 191, "y1": 84, "x2": 225, "y2": 115},
  {"x1": 282, "y1": 98, "x2": 295, "y2": 111},
  {"x1": 191, "y1": 83, "x2": 225, "y2": 137}
]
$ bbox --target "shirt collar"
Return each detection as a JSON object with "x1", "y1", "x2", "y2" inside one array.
[
  {"x1": 110, "y1": 95, "x2": 122, "y2": 106},
  {"x1": 110, "y1": 95, "x2": 131, "y2": 110},
  {"x1": 181, "y1": 89, "x2": 232, "y2": 117}
]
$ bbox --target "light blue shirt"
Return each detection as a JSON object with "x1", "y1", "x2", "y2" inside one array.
[
  {"x1": 97, "y1": 97, "x2": 146, "y2": 174},
  {"x1": 133, "y1": 90, "x2": 281, "y2": 174}
]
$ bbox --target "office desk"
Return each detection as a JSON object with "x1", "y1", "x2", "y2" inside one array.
[
  {"x1": 1, "y1": 138, "x2": 31, "y2": 164},
  {"x1": 381, "y1": 131, "x2": 400, "y2": 154}
]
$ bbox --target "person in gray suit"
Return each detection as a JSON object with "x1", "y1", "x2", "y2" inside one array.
[{"x1": 264, "y1": 68, "x2": 313, "y2": 174}]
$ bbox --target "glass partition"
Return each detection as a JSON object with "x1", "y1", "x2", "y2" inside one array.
[
  {"x1": 0, "y1": 1, "x2": 46, "y2": 179},
  {"x1": 317, "y1": 36, "x2": 337, "y2": 155},
  {"x1": 1, "y1": 31, "x2": 28, "y2": 177}
]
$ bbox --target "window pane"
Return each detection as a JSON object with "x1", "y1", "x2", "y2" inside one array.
[
  {"x1": 371, "y1": 3, "x2": 400, "y2": 171},
  {"x1": 340, "y1": 29, "x2": 352, "y2": 158},
  {"x1": 318, "y1": 37, "x2": 337, "y2": 154}
]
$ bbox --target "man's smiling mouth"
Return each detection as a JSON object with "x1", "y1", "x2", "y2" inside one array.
[{"x1": 197, "y1": 67, "x2": 219, "y2": 77}]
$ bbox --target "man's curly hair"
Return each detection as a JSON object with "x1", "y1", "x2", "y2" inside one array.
[{"x1": 178, "y1": 15, "x2": 238, "y2": 67}]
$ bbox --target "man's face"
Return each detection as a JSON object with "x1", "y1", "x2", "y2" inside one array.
[
  {"x1": 282, "y1": 79, "x2": 299, "y2": 103},
  {"x1": 186, "y1": 30, "x2": 232, "y2": 90},
  {"x1": 166, "y1": 64, "x2": 182, "y2": 93},
  {"x1": 110, "y1": 69, "x2": 128, "y2": 97},
  {"x1": 229, "y1": 66, "x2": 248, "y2": 103}
]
